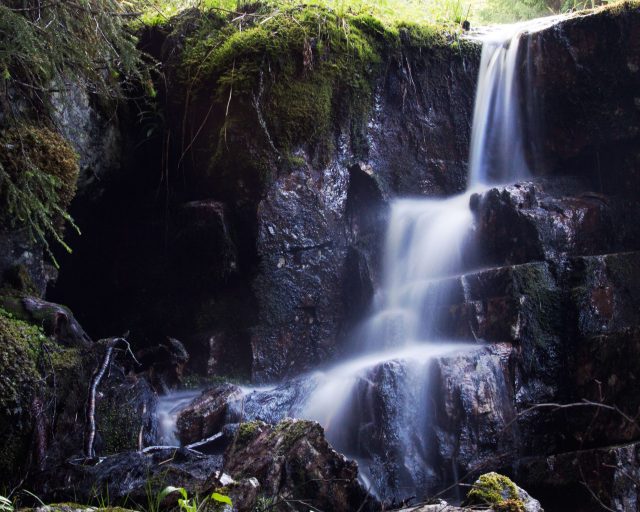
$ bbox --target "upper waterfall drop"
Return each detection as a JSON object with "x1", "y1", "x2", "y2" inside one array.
[{"x1": 468, "y1": 17, "x2": 562, "y2": 187}]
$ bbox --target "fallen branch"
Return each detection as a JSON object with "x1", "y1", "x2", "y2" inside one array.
[{"x1": 84, "y1": 337, "x2": 139, "y2": 459}]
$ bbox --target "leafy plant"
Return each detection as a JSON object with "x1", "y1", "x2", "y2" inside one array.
[
  {"x1": 158, "y1": 486, "x2": 233, "y2": 512},
  {"x1": 0, "y1": 496, "x2": 13, "y2": 512}
]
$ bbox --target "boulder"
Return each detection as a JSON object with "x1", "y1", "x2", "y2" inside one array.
[
  {"x1": 223, "y1": 419, "x2": 376, "y2": 512},
  {"x1": 177, "y1": 384, "x2": 244, "y2": 445},
  {"x1": 466, "y1": 472, "x2": 543, "y2": 512}
]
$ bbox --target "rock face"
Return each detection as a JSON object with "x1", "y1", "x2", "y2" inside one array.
[
  {"x1": 224, "y1": 419, "x2": 375, "y2": 512},
  {"x1": 50, "y1": 81, "x2": 123, "y2": 202},
  {"x1": 49, "y1": 13, "x2": 481, "y2": 382},
  {"x1": 531, "y1": 4, "x2": 640, "y2": 197}
]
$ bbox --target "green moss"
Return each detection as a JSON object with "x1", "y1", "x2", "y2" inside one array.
[
  {"x1": 270, "y1": 419, "x2": 314, "y2": 453},
  {"x1": 466, "y1": 472, "x2": 525, "y2": 512},
  {"x1": 96, "y1": 389, "x2": 143, "y2": 455},
  {"x1": 511, "y1": 263, "x2": 564, "y2": 351},
  {"x1": 0, "y1": 307, "x2": 46, "y2": 476},
  {"x1": 0, "y1": 124, "x2": 80, "y2": 260},
  {"x1": 169, "y1": 3, "x2": 458, "y2": 188},
  {"x1": 236, "y1": 420, "x2": 263, "y2": 447}
]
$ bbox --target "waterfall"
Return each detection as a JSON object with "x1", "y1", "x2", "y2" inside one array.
[
  {"x1": 468, "y1": 18, "x2": 560, "y2": 186},
  {"x1": 152, "y1": 14, "x2": 562, "y2": 503},
  {"x1": 300, "y1": 17, "x2": 560, "y2": 500}
]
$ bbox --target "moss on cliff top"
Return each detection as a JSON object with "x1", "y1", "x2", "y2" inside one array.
[{"x1": 160, "y1": 2, "x2": 468, "y2": 191}]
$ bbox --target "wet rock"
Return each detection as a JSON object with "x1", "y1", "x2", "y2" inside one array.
[
  {"x1": 251, "y1": 164, "x2": 350, "y2": 381},
  {"x1": 223, "y1": 419, "x2": 375, "y2": 512},
  {"x1": 0, "y1": 295, "x2": 92, "y2": 347},
  {"x1": 367, "y1": 43, "x2": 479, "y2": 196},
  {"x1": 431, "y1": 346, "x2": 518, "y2": 483},
  {"x1": 232, "y1": 376, "x2": 315, "y2": 425},
  {"x1": 177, "y1": 384, "x2": 244, "y2": 445},
  {"x1": 516, "y1": 441, "x2": 640, "y2": 512},
  {"x1": 136, "y1": 337, "x2": 190, "y2": 393},
  {"x1": 568, "y1": 252, "x2": 640, "y2": 338},
  {"x1": 33, "y1": 448, "x2": 223, "y2": 505},
  {"x1": 472, "y1": 181, "x2": 637, "y2": 266},
  {"x1": 530, "y1": 5, "x2": 640, "y2": 197}
]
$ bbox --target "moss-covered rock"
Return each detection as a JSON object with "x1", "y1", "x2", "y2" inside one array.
[
  {"x1": 466, "y1": 472, "x2": 525, "y2": 511},
  {"x1": 149, "y1": 2, "x2": 469, "y2": 203},
  {"x1": 0, "y1": 306, "x2": 45, "y2": 479},
  {"x1": 0, "y1": 124, "x2": 79, "y2": 259}
]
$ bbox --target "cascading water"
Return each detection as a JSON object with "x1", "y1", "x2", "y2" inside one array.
[
  {"x1": 156, "y1": 389, "x2": 203, "y2": 445},
  {"x1": 300, "y1": 16, "x2": 560, "y2": 500}
]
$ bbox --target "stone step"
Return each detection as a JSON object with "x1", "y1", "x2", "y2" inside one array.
[{"x1": 471, "y1": 180, "x2": 640, "y2": 267}]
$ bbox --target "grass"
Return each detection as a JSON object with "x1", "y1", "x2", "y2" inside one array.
[{"x1": 133, "y1": 0, "x2": 625, "y2": 29}]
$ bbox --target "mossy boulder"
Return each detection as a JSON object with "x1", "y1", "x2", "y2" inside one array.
[
  {"x1": 466, "y1": 472, "x2": 542, "y2": 512},
  {"x1": 0, "y1": 306, "x2": 46, "y2": 479},
  {"x1": 0, "y1": 124, "x2": 80, "y2": 292}
]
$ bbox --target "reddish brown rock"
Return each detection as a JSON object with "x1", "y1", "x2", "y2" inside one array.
[{"x1": 177, "y1": 384, "x2": 243, "y2": 445}]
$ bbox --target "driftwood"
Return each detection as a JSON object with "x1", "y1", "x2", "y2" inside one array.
[{"x1": 83, "y1": 337, "x2": 139, "y2": 459}]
